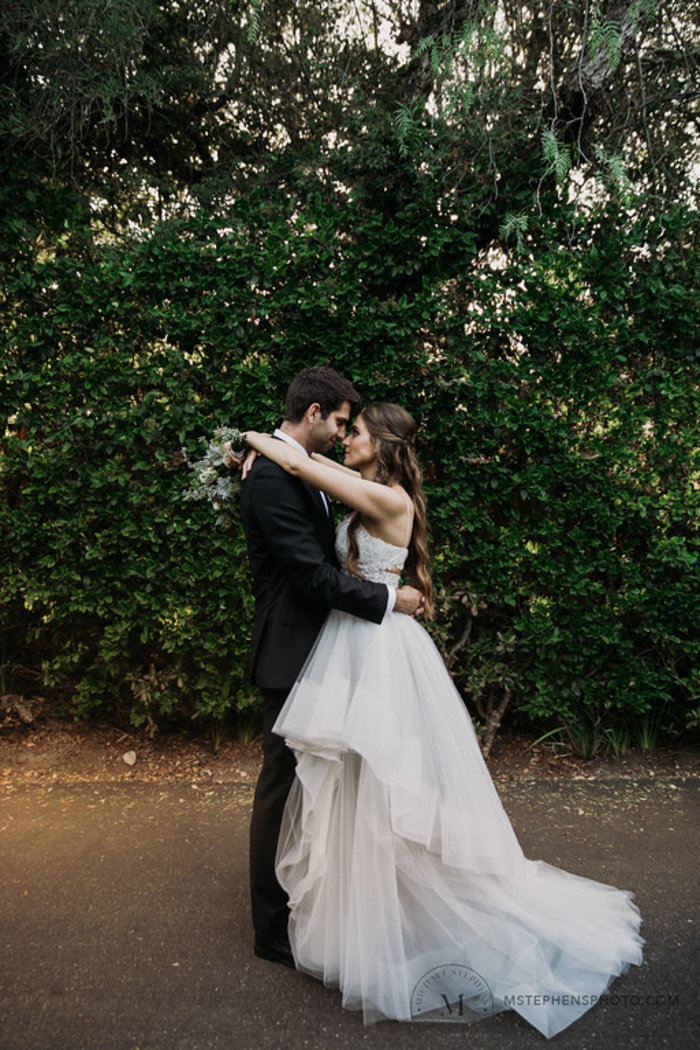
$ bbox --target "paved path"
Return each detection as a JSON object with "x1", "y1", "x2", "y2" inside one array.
[{"x1": 1, "y1": 775, "x2": 698, "y2": 1050}]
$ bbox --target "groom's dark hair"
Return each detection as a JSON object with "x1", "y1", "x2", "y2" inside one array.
[{"x1": 285, "y1": 366, "x2": 361, "y2": 422}]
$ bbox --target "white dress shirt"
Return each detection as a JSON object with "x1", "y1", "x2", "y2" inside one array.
[{"x1": 273, "y1": 429, "x2": 396, "y2": 617}]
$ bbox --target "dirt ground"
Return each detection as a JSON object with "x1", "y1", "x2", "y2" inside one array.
[
  {"x1": 1, "y1": 714, "x2": 698, "y2": 787},
  {"x1": 2, "y1": 714, "x2": 699, "y2": 1050}
]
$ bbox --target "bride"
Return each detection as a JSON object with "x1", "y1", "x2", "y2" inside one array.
[{"x1": 241, "y1": 403, "x2": 643, "y2": 1038}]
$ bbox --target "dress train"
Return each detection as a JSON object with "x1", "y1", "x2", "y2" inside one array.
[{"x1": 273, "y1": 524, "x2": 643, "y2": 1036}]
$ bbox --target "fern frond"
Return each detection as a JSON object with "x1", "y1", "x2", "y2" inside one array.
[
  {"x1": 542, "y1": 128, "x2": 571, "y2": 185},
  {"x1": 588, "y1": 13, "x2": 622, "y2": 71},
  {"x1": 247, "y1": 0, "x2": 261, "y2": 45},
  {"x1": 394, "y1": 102, "x2": 417, "y2": 159},
  {"x1": 499, "y1": 211, "x2": 528, "y2": 253}
]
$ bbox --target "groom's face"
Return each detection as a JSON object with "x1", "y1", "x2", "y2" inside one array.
[{"x1": 307, "y1": 400, "x2": 352, "y2": 453}]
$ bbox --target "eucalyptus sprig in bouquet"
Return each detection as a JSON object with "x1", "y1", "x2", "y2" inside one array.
[{"x1": 182, "y1": 427, "x2": 246, "y2": 527}]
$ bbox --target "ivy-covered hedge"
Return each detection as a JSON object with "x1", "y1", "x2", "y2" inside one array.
[{"x1": 2, "y1": 187, "x2": 698, "y2": 749}]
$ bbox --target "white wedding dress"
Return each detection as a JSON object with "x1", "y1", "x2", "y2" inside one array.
[{"x1": 273, "y1": 518, "x2": 643, "y2": 1037}]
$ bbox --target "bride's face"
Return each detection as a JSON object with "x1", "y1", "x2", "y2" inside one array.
[{"x1": 342, "y1": 415, "x2": 377, "y2": 472}]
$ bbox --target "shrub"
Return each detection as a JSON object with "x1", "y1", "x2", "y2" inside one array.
[{"x1": 2, "y1": 190, "x2": 698, "y2": 746}]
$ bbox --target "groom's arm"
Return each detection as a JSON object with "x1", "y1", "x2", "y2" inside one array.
[{"x1": 246, "y1": 463, "x2": 388, "y2": 623}]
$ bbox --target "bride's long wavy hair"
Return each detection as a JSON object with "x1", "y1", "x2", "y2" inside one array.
[{"x1": 345, "y1": 403, "x2": 434, "y2": 619}]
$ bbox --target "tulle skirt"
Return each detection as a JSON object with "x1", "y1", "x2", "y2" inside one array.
[{"x1": 273, "y1": 610, "x2": 644, "y2": 1037}]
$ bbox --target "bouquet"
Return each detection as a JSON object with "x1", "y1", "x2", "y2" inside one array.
[{"x1": 182, "y1": 427, "x2": 246, "y2": 527}]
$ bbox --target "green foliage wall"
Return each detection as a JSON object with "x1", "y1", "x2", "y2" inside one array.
[{"x1": 2, "y1": 182, "x2": 698, "y2": 744}]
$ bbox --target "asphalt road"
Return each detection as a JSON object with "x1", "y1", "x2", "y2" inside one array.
[{"x1": 1, "y1": 775, "x2": 698, "y2": 1050}]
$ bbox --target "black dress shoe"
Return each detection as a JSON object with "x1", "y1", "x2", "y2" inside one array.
[{"x1": 254, "y1": 940, "x2": 296, "y2": 969}]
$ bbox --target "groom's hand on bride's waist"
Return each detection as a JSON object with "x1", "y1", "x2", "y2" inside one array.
[{"x1": 395, "y1": 586, "x2": 424, "y2": 618}]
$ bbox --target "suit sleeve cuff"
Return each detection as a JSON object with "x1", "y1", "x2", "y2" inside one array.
[{"x1": 383, "y1": 585, "x2": 397, "y2": 618}]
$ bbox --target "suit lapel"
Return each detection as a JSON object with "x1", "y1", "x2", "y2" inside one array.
[
  {"x1": 302, "y1": 481, "x2": 335, "y2": 553},
  {"x1": 271, "y1": 434, "x2": 336, "y2": 553},
  {"x1": 322, "y1": 494, "x2": 336, "y2": 547}
]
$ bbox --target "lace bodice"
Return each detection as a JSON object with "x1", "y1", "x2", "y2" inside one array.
[{"x1": 335, "y1": 516, "x2": 408, "y2": 587}]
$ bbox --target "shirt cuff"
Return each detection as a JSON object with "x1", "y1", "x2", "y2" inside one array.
[{"x1": 383, "y1": 585, "x2": 397, "y2": 618}]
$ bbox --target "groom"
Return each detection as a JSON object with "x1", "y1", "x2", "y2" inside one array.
[{"x1": 235, "y1": 366, "x2": 424, "y2": 969}]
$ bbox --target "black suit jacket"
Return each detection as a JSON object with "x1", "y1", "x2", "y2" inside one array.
[{"x1": 240, "y1": 454, "x2": 388, "y2": 691}]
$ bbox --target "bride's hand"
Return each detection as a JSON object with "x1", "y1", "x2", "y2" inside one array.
[
  {"x1": 241, "y1": 447, "x2": 259, "y2": 480},
  {"x1": 222, "y1": 441, "x2": 245, "y2": 471},
  {"x1": 395, "y1": 586, "x2": 425, "y2": 618},
  {"x1": 223, "y1": 432, "x2": 261, "y2": 479}
]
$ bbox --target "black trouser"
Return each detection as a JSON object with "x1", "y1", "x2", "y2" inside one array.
[{"x1": 249, "y1": 687, "x2": 297, "y2": 945}]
